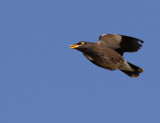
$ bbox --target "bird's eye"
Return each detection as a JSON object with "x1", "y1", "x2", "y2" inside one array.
[
  {"x1": 77, "y1": 42, "x2": 84, "y2": 45},
  {"x1": 81, "y1": 42, "x2": 85, "y2": 45}
]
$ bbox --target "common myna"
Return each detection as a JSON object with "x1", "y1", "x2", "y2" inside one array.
[{"x1": 69, "y1": 34, "x2": 144, "y2": 78}]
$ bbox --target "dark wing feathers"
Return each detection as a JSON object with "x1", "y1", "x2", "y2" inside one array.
[
  {"x1": 119, "y1": 35, "x2": 144, "y2": 52},
  {"x1": 98, "y1": 34, "x2": 144, "y2": 55}
]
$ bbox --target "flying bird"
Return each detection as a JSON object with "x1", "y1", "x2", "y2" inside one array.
[{"x1": 69, "y1": 34, "x2": 144, "y2": 78}]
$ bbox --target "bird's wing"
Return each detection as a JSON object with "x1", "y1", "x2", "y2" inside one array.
[{"x1": 98, "y1": 34, "x2": 144, "y2": 55}]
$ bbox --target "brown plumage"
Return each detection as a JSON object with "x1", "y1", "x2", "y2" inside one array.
[{"x1": 69, "y1": 34, "x2": 144, "y2": 78}]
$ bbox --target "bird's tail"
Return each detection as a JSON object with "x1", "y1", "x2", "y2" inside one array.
[{"x1": 120, "y1": 62, "x2": 144, "y2": 78}]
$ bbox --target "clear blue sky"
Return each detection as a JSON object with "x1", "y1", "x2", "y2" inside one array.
[{"x1": 0, "y1": 0, "x2": 159, "y2": 123}]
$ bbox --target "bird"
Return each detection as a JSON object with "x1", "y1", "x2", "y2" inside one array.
[{"x1": 69, "y1": 34, "x2": 144, "y2": 78}]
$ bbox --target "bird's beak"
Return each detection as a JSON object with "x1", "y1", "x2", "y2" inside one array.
[{"x1": 69, "y1": 44, "x2": 80, "y2": 49}]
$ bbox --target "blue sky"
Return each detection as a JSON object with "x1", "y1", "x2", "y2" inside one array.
[{"x1": 0, "y1": 0, "x2": 160, "y2": 123}]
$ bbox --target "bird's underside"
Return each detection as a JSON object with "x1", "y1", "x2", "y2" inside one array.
[{"x1": 70, "y1": 34, "x2": 144, "y2": 78}]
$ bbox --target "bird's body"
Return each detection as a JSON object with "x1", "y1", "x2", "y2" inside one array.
[
  {"x1": 82, "y1": 42, "x2": 131, "y2": 71},
  {"x1": 69, "y1": 34, "x2": 144, "y2": 78}
]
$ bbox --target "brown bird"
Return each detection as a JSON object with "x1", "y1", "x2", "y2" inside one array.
[{"x1": 69, "y1": 34, "x2": 144, "y2": 78}]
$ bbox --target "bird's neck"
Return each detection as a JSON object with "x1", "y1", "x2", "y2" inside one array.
[{"x1": 79, "y1": 43, "x2": 97, "y2": 54}]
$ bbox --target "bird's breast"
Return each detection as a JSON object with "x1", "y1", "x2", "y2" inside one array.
[
  {"x1": 83, "y1": 53, "x2": 94, "y2": 61},
  {"x1": 83, "y1": 46, "x2": 124, "y2": 70}
]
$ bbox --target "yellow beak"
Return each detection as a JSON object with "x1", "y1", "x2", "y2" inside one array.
[{"x1": 69, "y1": 44, "x2": 81, "y2": 49}]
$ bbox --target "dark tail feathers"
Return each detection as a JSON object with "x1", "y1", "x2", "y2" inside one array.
[{"x1": 121, "y1": 62, "x2": 144, "y2": 78}]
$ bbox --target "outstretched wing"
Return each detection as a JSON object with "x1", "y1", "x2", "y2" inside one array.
[{"x1": 98, "y1": 34, "x2": 144, "y2": 55}]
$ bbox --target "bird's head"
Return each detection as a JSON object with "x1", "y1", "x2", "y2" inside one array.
[
  {"x1": 69, "y1": 41, "x2": 86, "y2": 49},
  {"x1": 69, "y1": 41, "x2": 93, "y2": 52}
]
